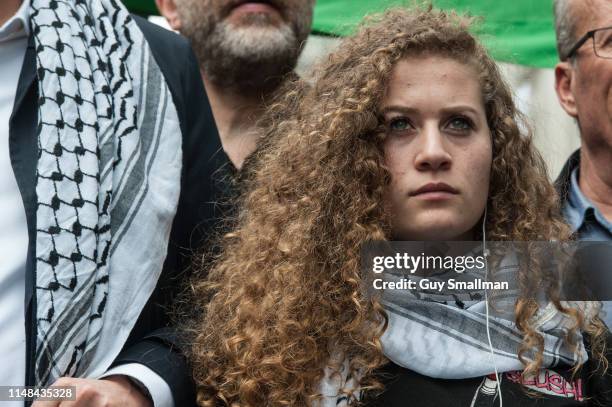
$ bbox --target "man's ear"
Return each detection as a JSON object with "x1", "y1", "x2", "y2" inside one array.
[
  {"x1": 155, "y1": 0, "x2": 182, "y2": 31},
  {"x1": 554, "y1": 61, "x2": 579, "y2": 118}
]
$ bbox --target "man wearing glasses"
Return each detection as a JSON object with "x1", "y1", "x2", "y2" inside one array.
[{"x1": 553, "y1": 0, "x2": 612, "y2": 325}]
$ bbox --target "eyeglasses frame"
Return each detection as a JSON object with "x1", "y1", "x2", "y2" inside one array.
[
  {"x1": 563, "y1": 25, "x2": 612, "y2": 61},
  {"x1": 564, "y1": 25, "x2": 612, "y2": 60}
]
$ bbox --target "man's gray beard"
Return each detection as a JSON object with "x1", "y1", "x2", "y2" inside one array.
[{"x1": 191, "y1": 21, "x2": 301, "y2": 94}]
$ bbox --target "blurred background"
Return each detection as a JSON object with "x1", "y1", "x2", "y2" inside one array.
[{"x1": 126, "y1": 0, "x2": 580, "y2": 179}]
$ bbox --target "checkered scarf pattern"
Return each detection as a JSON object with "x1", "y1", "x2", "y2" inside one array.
[
  {"x1": 316, "y1": 253, "x2": 594, "y2": 406},
  {"x1": 30, "y1": 0, "x2": 182, "y2": 385}
]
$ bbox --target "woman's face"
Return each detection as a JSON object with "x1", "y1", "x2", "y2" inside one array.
[{"x1": 381, "y1": 55, "x2": 492, "y2": 241}]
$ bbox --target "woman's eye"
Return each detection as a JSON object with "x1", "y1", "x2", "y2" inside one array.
[
  {"x1": 447, "y1": 117, "x2": 473, "y2": 131},
  {"x1": 388, "y1": 117, "x2": 411, "y2": 131}
]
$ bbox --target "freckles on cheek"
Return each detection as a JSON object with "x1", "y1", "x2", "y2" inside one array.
[
  {"x1": 462, "y1": 145, "x2": 492, "y2": 193},
  {"x1": 472, "y1": 160, "x2": 492, "y2": 194},
  {"x1": 383, "y1": 158, "x2": 407, "y2": 202},
  {"x1": 384, "y1": 148, "x2": 408, "y2": 177},
  {"x1": 391, "y1": 167, "x2": 408, "y2": 178}
]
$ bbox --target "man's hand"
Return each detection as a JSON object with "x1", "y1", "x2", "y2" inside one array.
[{"x1": 31, "y1": 376, "x2": 153, "y2": 407}]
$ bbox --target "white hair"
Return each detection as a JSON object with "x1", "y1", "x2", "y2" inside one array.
[{"x1": 553, "y1": 0, "x2": 577, "y2": 60}]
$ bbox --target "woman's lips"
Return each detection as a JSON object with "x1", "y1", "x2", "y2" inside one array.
[
  {"x1": 413, "y1": 191, "x2": 456, "y2": 200},
  {"x1": 410, "y1": 182, "x2": 459, "y2": 200}
]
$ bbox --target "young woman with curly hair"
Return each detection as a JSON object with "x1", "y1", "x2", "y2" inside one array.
[{"x1": 188, "y1": 7, "x2": 610, "y2": 407}]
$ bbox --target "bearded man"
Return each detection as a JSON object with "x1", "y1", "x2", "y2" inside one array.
[{"x1": 156, "y1": 0, "x2": 315, "y2": 168}]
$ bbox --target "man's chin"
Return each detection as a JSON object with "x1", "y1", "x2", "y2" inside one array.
[
  {"x1": 228, "y1": 23, "x2": 287, "y2": 36},
  {"x1": 217, "y1": 24, "x2": 296, "y2": 60},
  {"x1": 195, "y1": 20, "x2": 300, "y2": 91}
]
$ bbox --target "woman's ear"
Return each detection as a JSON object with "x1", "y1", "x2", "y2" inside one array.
[
  {"x1": 155, "y1": 0, "x2": 182, "y2": 31},
  {"x1": 554, "y1": 61, "x2": 578, "y2": 118}
]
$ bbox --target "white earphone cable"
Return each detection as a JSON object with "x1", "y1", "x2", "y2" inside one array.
[{"x1": 482, "y1": 206, "x2": 503, "y2": 407}]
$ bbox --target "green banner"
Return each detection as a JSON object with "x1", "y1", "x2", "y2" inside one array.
[{"x1": 123, "y1": 0, "x2": 559, "y2": 68}]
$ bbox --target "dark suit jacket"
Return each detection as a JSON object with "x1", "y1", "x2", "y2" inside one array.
[
  {"x1": 554, "y1": 149, "x2": 580, "y2": 203},
  {"x1": 9, "y1": 15, "x2": 228, "y2": 406}
]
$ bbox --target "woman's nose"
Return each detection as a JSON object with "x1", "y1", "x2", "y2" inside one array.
[{"x1": 414, "y1": 125, "x2": 452, "y2": 171}]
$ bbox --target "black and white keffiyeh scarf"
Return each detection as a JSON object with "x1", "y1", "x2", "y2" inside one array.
[
  {"x1": 30, "y1": 0, "x2": 182, "y2": 385},
  {"x1": 315, "y1": 255, "x2": 598, "y2": 406}
]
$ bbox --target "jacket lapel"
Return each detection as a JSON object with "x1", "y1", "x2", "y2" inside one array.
[
  {"x1": 9, "y1": 33, "x2": 39, "y2": 387},
  {"x1": 12, "y1": 35, "x2": 36, "y2": 119},
  {"x1": 554, "y1": 149, "x2": 581, "y2": 205}
]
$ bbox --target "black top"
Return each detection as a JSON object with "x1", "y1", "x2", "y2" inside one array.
[{"x1": 364, "y1": 345, "x2": 612, "y2": 407}]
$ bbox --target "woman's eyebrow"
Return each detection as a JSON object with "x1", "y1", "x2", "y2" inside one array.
[
  {"x1": 439, "y1": 106, "x2": 481, "y2": 116},
  {"x1": 380, "y1": 105, "x2": 481, "y2": 116},
  {"x1": 379, "y1": 105, "x2": 417, "y2": 115}
]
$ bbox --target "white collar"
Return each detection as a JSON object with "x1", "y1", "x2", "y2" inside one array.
[{"x1": 0, "y1": 0, "x2": 31, "y2": 43}]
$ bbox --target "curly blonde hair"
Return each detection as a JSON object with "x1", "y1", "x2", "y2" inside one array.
[{"x1": 189, "y1": 7, "x2": 607, "y2": 406}]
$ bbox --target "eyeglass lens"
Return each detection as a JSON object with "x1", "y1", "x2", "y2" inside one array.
[{"x1": 594, "y1": 28, "x2": 612, "y2": 58}]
